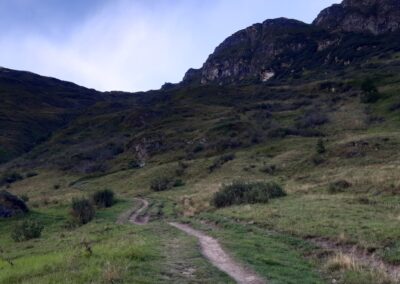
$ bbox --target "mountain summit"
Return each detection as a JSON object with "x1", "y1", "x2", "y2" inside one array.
[{"x1": 313, "y1": 0, "x2": 400, "y2": 35}]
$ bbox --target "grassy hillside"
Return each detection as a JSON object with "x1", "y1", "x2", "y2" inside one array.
[
  {"x1": 1, "y1": 21, "x2": 400, "y2": 284},
  {"x1": 0, "y1": 68, "x2": 102, "y2": 164}
]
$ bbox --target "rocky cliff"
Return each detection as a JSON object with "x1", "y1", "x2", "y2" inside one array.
[
  {"x1": 183, "y1": 0, "x2": 400, "y2": 86},
  {"x1": 314, "y1": 0, "x2": 400, "y2": 35}
]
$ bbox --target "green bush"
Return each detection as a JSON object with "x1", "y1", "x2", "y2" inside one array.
[
  {"x1": 173, "y1": 179, "x2": 185, "y2": 187},
  {"x1": 360, "y1": 78, "x2": 380, "y2": 103},
  {"x1": 150, "y1": 177, "x2": 172, "y2": 192},
  {"x1": 328, "y1": 180, "x2": 352, "y2": 194},
  {"x1": 70, "y1": 198, "x2": 95, "y2": 225},
  {"x1": 212, "y1": 180, "x2": 286, "y2": 208},
  {"x1": 92, "y1": 189, "x2": 115, "y2": 208},
  {"x1": 209, "y1": 153, "x2": 236, "y2": 173},
  {"x1": 11, "y1": 220, "x2": 44, "y2": 242}
]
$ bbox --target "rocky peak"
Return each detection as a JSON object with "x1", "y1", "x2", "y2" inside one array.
[
  {"x1": 181, "y1": 0, "x2": 400, "y2": 86},
  {"x1": 313, "y1": 0, "x2": 400, "y2": 35},
  {"x1": 183, "y1": 18, "x2": 317, "y2": 85}
]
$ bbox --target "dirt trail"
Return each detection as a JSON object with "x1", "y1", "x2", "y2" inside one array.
[
  {"x1": 129, "y1": 198, "x2": 150, "y2": 225},
  {"x1": 169, "y1": 222, "x2": 266, "y2": 284},
  {"x1": 117, "y1": 198, "x2": 150, "y2": 225}
]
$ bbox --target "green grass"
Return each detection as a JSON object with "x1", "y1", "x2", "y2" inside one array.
[{"x1": 182, "y1": 216, "x2": 324, "y2": 284}]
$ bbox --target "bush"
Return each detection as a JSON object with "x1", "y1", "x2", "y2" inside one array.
[
  {"x1": 25, "y1": 172, "x2": 38, "y2": 178},
  {"x1": 128, "y1": 160, "x2": 142, "y2": 169},
  {"x1": 296, "y1": 112, "x2": 329, "y2": 129},
  {"x1": 173, "y1": 179, "x2": 185, "y2": 187},
  {"x1": 328, "y1": 180, "x2": 352, "y2": 194},
  {"x1": 150, "y1": 177, "x2": 172, "y2": 192},
  {"x1": 360, "y1": 78, "x2": 380, "y2": 103},
  {"x1": 175, "y1": 161, "x2": 189, "y2": 176},
  {"x1": 260, "y1": 164, "x2": 277, "y2": 175},
  {"x1": 70, "y1": 198, "x2": 95, "y2": 225},
  {"x1": 92, "y1": 189, "x2": 115, "y2": 208},
  {"x1": 0, "y1": 172, "x2": 23, "y2": 185},
  {"x1": 316, "y1": 139, "x2": 326, "y2": 154},
  {"x1": 11, "y1": 220, "x2": 44, "y2": 242},
  {"x1": 212, "y1": 181, "x2": 286, "y2": 208},
  {"x1": 19, "y1": 194, "x2": 29, "y2": 202},
  {"x1": 209, "y1": 153, "x2": 236, "y2": 173}
]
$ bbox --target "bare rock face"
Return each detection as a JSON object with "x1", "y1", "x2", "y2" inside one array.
[
  {"x1": 313, "y1": 0, "x2": 400, "y2": 35},
  {"x1": 192, "y1": 18, "x2": 322, "y2": 85},
  {"x1": 181, "y1": 0, "x2": 400, "y2": 86},
  {"x1": 0, "y1": 190, "x2": 29, "y2": 218}
]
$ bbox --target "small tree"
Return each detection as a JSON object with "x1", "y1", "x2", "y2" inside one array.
[
  {"x1": 92, "y1": 189, "x2": 115, "y2": 208},
  {"x1": 316, "y1": 139, "x2": 326, "y2": 154},
  {"x1": 70, "y1": 198, "x2": 95, "y2": 225},
  {"x1": 361, "y1": 78, "x2": 380, "y2": 103}
]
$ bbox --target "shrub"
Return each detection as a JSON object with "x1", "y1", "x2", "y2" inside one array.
[
  {"x1": 212, "y1": 181, "x2": 286, "y2": 208},
  {"x1": 0, "y1": 172, "x2": 23, "y2": 185},
  {"x1": 328, "y1": 180, "x2": 352, "y2": 194},
  {"x1": 360, "y1": 78, "x2": 380, "y2": 103},
  {"x1": 150, "y1": 177, "x2": 172, "y2": 192},
  {"x1": 208, "y1": 153, "x2": 236, "y2": 173},
  {"x1": 316, "y1": 139, "x2": 326, "y2": 154},
  {"x1": 128, "y1": 160, "x2": 142, "y2": 169},
  {"x1": 92, "y1": 189, "x2": 115, "y2": 208},
  {"x1": 175, "y1": 161, "x2": 189, "y2": 176},
  {"x1": 260, "y1": 164, "x2": 277, "y2": 175},
  {"x1": 25, "y1": 172, "x2": 38, "y2": 178},
  {"x1": 19, "y1": 194, "x2": 29, "y2": 202},
  {"x1": 70, "y1": 198, "x2": 95, "y2": 225},
  {"x1": 296, "y1": 112, "x2": 329, "y2": 129},
  {"x1": 173, "y1": 179, "x2": 185, "y2": 187},
  {"x1": 11, "y1": 220, "x2": 44, "y2": 242}
]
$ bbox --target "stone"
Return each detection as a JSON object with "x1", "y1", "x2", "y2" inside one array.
[{"x1": 0, "y1": 190, "x2": 29, "y2": 218}]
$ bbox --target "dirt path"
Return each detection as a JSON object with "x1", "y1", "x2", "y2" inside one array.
[
  {"x1": 169, "y1": 222, "x2": 266, "y2": 284},
  {"x1": 129, "y1": 198, "x2": 150, "y2": 225},
  {"x1": 117, "y1": 198, "x2": 150, "y2": 225}
]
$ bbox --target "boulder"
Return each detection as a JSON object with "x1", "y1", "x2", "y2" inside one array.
[{"x1": 0, "y1": 190, "x2": 29, "y2": 218}]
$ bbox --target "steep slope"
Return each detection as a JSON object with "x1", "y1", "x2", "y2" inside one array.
[{"x1": 0, "y1": 68, "x2": 101, "y2": 163}]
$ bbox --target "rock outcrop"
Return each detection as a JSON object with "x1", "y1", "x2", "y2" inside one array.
[
  {"x1": 313, "y1": 0, "x2": 400, "y2": 35},
  {"x1": 182, "y1": 0, "x2": 400, "y2": 86},
  {"x1": 183, "y1": 18, "x2": 325, "y2": 85},
  {"x1": 0, "y1": 190, "x2": 29, "y2": 218}
]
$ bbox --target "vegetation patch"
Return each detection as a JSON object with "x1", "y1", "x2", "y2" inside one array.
[
  {"x1": 212, "y1": 180, "x2": 286, "y2": 208},
  {"x1": 150, "y1": 176, "x2": 173, "y2": 192},
  {"x1": 69, "y1": 198, "x2": 96, "y2": 225},
  {"x1": 208, "y1": 153, "x2": 236, "y2": 173},
  {"x1": 92, "y1": 189, "x2": 115, "y2": 208},
  {"x1": 328, "y1": 180, "x2": 352, "y2": 194},
  {"x1": 11, "y1": 220, "x2": 44, "y2": 242}
]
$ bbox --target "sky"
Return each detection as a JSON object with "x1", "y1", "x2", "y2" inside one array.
[{"x1": 0, "y1": 0, "x2": 340, "y2": 92}]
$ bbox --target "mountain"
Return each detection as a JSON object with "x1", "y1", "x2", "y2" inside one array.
[
  {"x1": 0, "y1": 68, "x2": 102, "y2": 163},
  {"x1": 314, "y1": 0, "x2": 400, "y2": 35},
  {"x1": 183, "y1": 0, "x2": 400, "y2": 86},
  {"x1": 1, "y1": 1, "x2": 400, "y2": 282}
]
